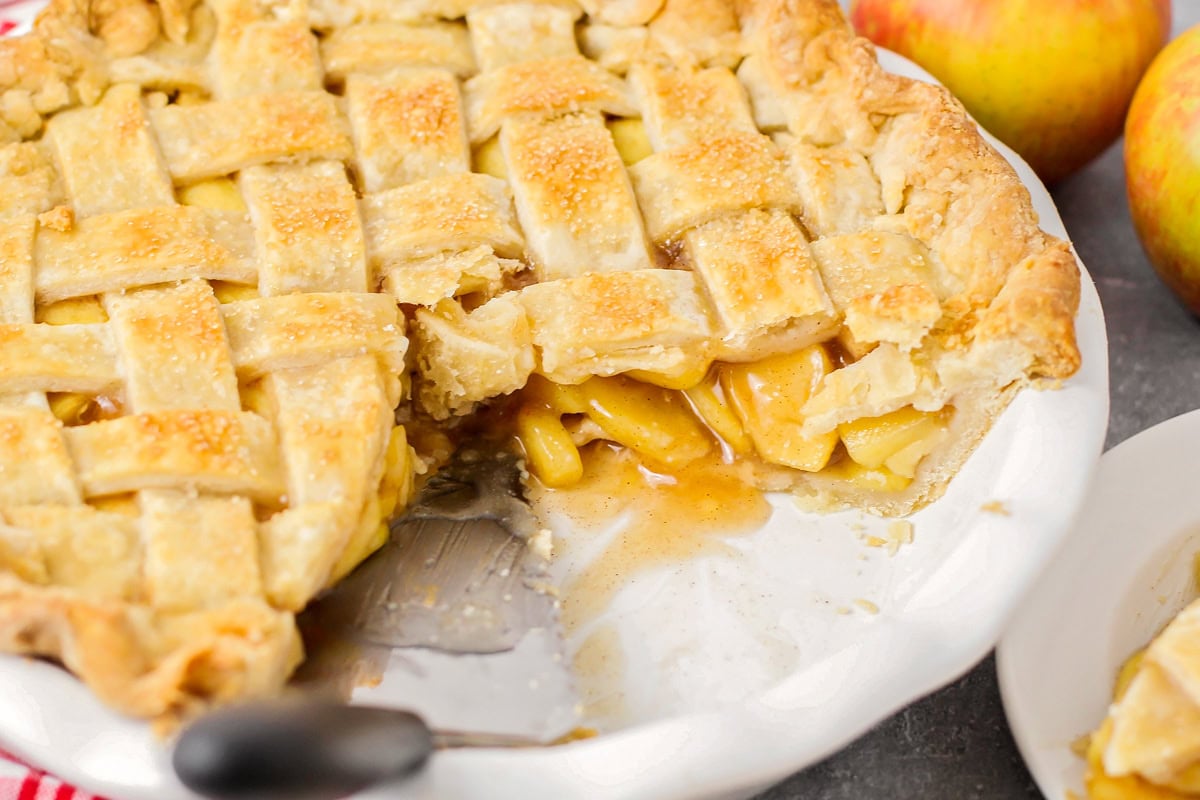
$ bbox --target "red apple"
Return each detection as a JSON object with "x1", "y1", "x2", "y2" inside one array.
[
  {"x1": 1125, "y1": 24, "x2": 1200, "y2": 314},
  {"x1": 849, "y1": 0, "x2": 1171, "y2": 184}
]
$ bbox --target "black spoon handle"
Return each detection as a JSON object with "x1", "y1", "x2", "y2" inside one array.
[{"x1": 172, "y1": 702, "x2": 434, "y2": 800}]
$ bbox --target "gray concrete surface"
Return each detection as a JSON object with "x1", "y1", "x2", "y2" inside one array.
[{"x1": 760, "y1": 3, "x2": 1200, "y2": 798}]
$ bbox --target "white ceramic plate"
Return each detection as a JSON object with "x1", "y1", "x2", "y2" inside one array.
[
  {"x1": 998, "y1": 410, "x2": 1200, "y2": 800},
  {"x1": 0, "y1": 41, "x2": 1109, "y2": 800}
]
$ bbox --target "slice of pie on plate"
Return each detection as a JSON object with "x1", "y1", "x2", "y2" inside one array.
[
  {"x1": 0, "y1": 0, "x2": 1081, "y2": 724},
  {"x1": 1084, "y1": 599, "x2": 1200, "y2": 799}
]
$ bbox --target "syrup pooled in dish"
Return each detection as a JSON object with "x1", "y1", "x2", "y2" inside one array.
[
  {"x1": 527, "y1": 442, "x2": 772, "y2": 726},
  {"x1": 0, "y1": 0, "x2": 1080, "y2": 723}
]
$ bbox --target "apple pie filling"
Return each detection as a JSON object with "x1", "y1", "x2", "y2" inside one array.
[{"x1": 513, "y1": 349, "x2": 954, "y2": 498}]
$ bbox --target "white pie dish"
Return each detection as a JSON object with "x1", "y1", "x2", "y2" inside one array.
[
  {"x1": 0, "y1": 38, "x2": 1109, "y2": 800},
  {"x1": 997, "y1": 409, "x2": 1200, "y2": 800}
]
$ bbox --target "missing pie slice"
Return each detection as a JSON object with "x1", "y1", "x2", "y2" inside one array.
[{"x1": 0, "y1": 0, "x2": 1080, "y2": 723}]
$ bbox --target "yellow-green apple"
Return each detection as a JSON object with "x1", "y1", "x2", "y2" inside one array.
[
  {"x1": 1125, "y1": 24, "x2": 1200, "y2": 314},
  {"x1": 849, "y1": 0, "x2": 1171, "y2": 183}
]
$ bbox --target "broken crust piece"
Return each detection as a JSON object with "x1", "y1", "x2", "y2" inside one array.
[
  {"x1": 844, "y1": 284, "x2": 941, "y2": 352},
  {"x1": 413, "y1": 295, "x2": 535, "y2": 419},
  {"x1": 0, "y1": 0, "x2": 1081, "y2": 727}
]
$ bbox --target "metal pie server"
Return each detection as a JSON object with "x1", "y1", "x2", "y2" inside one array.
[{"x1": 173, "y1": 451, "x2": 579, "y2": 800}]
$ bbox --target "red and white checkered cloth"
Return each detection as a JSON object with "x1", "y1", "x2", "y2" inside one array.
[{"x1": 0, "y1": 750, "x2": 104, "y2": 800}]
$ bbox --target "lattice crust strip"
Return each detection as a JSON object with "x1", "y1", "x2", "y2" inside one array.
[{"x1": 0, "y1": 0, "x2": 1080, "y2": 722}]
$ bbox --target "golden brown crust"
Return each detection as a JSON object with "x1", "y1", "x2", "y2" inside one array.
[
  {"x1": 0, "y1": 0, "x2": 109, "y2": 139},
  {"x1": 978, "y1": 240, "x2": 1082, "y2": 379},
  {"x1": 737, "y1": 0, "x2": 1080, "y2": 381}
]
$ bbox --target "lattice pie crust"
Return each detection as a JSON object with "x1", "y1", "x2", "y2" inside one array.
[{"x1": 0, "y1": 0, "x2": 1080, "y2": 723}]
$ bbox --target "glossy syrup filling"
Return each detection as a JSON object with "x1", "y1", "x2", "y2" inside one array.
[{"x1": 512, "y1": 343, "x2": 954, "y2": 495}]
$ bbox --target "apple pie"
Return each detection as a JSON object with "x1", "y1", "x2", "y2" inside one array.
[
  {"x1": 0, "y1": 0, "x2": 1080, "y2": 722},
  {"x1": 1084, "y1": 600, "x2": 1200, "y2": 799}
]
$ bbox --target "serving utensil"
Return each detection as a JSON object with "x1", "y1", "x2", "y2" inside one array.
[{"x1": 173, "y1": 451, "x2": 579, "y2": 800}]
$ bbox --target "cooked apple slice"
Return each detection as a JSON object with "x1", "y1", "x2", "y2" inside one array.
[
  {"x1": 578, "y1": 375, "x2": 712, "y2": 468},
  {"x1": 517, "y1": 404, "x2": 584, "y2": 488},
  {"x1": 838, "y1": 406, "x2": 950, "y2": 478},
  {"x1": 607, "y1": 117, "x2": 653, "y2": 165},
  {"x1": 719, "y1": 345, "x2": 838, "y2": 472},
  {"x1": 683, "y1": 372, "x2": 754, "y2": 455},
  {"x1": 820, "y1": 458, "x2": 912, "y2": 492}
]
